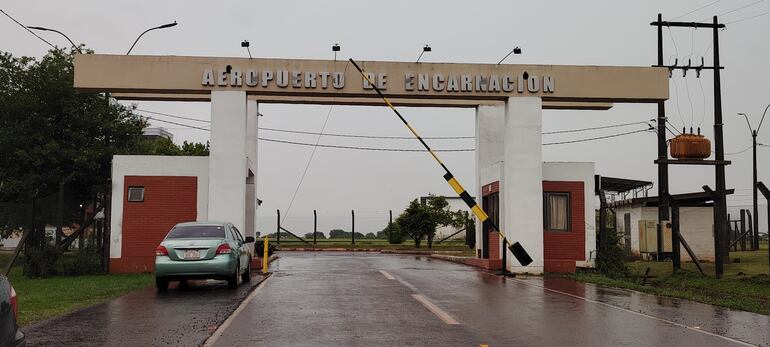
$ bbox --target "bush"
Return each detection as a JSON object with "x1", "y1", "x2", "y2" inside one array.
[
  {"x1": 256, "y1": 241, "x2": 277, "y2": 256},
  {"x1": 382, "y1": 223, "x2": 404, "y2": 244},
  {"x1": 596, "y1": 230, "x2": 628, "y2": 278},
  {"x1": 23, "y1": 245, "x2": 62, "y2": 278},
  {"x1": 23, "y1": 246, "x2": 104, "y2": 277},
  {"x1": 59, "y1": 248, "x2": 102, "y2": 276}
]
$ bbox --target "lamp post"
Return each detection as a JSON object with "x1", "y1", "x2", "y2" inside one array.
[
  {"x1": 241, "y1": 40, "x2": 252, "y2": 59},
  {"x1": 738, "y1": 104, "x2": 769, "y2": 251},
  {"x1": 126, "y1": 21, "x2": 178, "y2": 55},
  {"x1": 416, "y1": 44, "x2": 431, "y2": 63},
  {"x1": 27, "y1": 26, "x2": 79, "y2": 52},
  {"x1": 497, "y1": 45, "x2": 522, "y2": 64}
]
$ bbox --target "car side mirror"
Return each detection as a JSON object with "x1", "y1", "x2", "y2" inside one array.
[{"x1": 245, "y1": 236, "x2": 255, "y2": 243}]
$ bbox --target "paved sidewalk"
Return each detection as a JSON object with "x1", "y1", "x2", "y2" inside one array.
[{"x1": 24, "y1": 274, "x2": 268, "y2": 347}]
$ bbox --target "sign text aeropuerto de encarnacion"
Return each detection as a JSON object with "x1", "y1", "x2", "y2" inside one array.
[{"x1": 201, "y1": 69, "x2": 555, "y2": 93}]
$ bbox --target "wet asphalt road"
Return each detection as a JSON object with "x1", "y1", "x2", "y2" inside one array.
[
  {"x1": 213, "y1": 252, "x2": 770, "y2": 347},
  {"x1": 23, "y1": 274, "x2": 267, "y2": 346}
]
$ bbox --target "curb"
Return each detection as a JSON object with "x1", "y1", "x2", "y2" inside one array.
[{"x1": 276, "y1": 248, "x2": 467, "y2": 255}]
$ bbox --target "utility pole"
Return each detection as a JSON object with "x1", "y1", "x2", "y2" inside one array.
[
  {"x1": 756, "y1": 181, "x2": 769, "y2": 275},
  {"x1": 313, "y1": 210, "x2": 317, "y2": 245},
  {"x1": 655, "y1": 13, "x2": 671, "y2": 263},
  {"x1": 753, "y1": 131, "x2": 759, "y2": 250},
  {"x1": 651, "y1": 14, "x2": 728, "y2": 278},
  {"x1": 739, "y1": 104, "x2": 768, "y2": 251},
  {"x1": 712, "y1": 15, "x2": 729, "y2": 278}
]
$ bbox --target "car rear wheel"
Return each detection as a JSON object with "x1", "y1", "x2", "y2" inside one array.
[
  {"x1": 241, "y1": 260, "x2": 252, "y2": 283},
  {"x1": 227, "y1": 261, "x2": 239, "y2": 289},
  {"x1": 156, "y1": 277, "x2": 169, "y2": 291}
]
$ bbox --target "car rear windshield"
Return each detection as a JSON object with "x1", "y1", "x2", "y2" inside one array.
[{"x1": 166, "y1": 225, "x2": 225, "y2": 239}]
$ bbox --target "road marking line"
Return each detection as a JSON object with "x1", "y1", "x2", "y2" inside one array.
[
  {"x1": 392, "y1": 274, "x2": 420, "y2": 292},
  {"x1": 411, "y1": 294, "x2": 460, "y2": 325},
  {"x1": 379, "y1": 270, "x2": 396, "y2": 280},
  {"x1": 203, "y1": 276, "x2": 271, "y2": 347},
  {"x1": 510, "y1": 278, "x2": 756, "y2": 347}
]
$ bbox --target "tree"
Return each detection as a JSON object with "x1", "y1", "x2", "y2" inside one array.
[
  {"x1": 329, "y1": 229, "x2": 349, "y2": 239},
  {"x1": 303, "y1": 232, "x2": 326, "y2": 240},
  {"x1": 0, "y1": 48, "x2": 144, "y2": 243},
  {"x1": 424, "y1": 195, "x2": 454, "y2": 248},
  {"x1": 364, "y1": 232, "x2": 376, "y2": 239},
  {"x1": 396, "y1": 199, "x2": 435, "y2": 248},
  {"x1": 377, "y1": 222, "x2": 403, "y2": 244},
  {"x1": 136, "y1": 138, "x2": 209, "y2": 156},
  {"x1": 452, "y1": 210, "x2": 476, "y2": 248}
]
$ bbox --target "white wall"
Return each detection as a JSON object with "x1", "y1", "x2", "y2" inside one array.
[
  {"x1": 475, "y1": 104, "x2": 505, "y2": 256},
  {"x1": 542, "y1": 162, "x2": 596, "y2": 268},
  {"x1": 208, "y1": 91, "x2": 248, "y2": 233},
  {"x1": 503, "y1": 97, "x2": 543, "y2": 274},
  {"x1": 110, "y1": 155, "x2": 209, "y2": 258},
  {"x1": 614, "y1": 205, "x2": 715, "y2": 262}
]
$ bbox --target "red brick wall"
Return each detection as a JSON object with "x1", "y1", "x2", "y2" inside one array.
[
  {"x1": 111, "y1": 176, "x2": 197, "y2": 273},
  {"x1": 489, "y1": 231, "x2": 500, "y2": 259},
  {"x1": 543, "y1": 181, "x2": 585, "y2": 272},
  {"x1": 481, "y1": 181, "x2": 500, "y2": 196}
]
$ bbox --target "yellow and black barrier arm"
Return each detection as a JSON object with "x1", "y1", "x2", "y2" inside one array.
[{"x1": 348, "y1": 58, "x2": 532, "y2": 267}]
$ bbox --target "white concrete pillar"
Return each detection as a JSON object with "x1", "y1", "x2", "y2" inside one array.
[
  {"x1": 504, "y1": 97, "x2": 544, "y2": 274},
  {"x1": 245, "y1": 100, "x2": 258, "y2": 243},
  {"x1": 475, "y1": 104, "x2": 505, "y2": 257},
  {"x1": 209, "y1": 91, "x2": 248, "y2": 232}
]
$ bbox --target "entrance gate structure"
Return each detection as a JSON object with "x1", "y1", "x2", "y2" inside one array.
[{"x1": 74, "y1": 54, "x2": 668, "y2": 274}]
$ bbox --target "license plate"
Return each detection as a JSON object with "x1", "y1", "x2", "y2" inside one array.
[{"x1": 184, "y1": 250, "x2": 200, "y2": 259}]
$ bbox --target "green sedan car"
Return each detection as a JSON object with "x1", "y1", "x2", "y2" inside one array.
[{"x1": 155, "y1": 221, "x2": 254, "y2": 290}]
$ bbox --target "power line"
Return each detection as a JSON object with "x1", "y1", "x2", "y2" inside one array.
[
  {"x1": 726, "y1": 8, "x2": 770, "y2": 24},
  {"x1": 0, "y1": 8, "x2": 55, "y2": 48},
  {"x1": 143, "y1": 116, "x2": 210, "y2": 131},
  {"x1": 672, "y1": 0, "x2": 724, "y2": 20},
  {"x1": 542, "y1": 121, "x2": 651, "y2": 135},
  {"x1": 705, "y1": 0, "x2": 765, "y2": 21},
  {"x1": 259, "y1": 137, "x2": 474, "y2": 152},
  {"x1": 139, "y1": 108, "x2": 651, "y2": 139},
  {"x1": 135, "y1": 109, "x2": 210, "y2": 123},
  {"x1": 259, "y1": 126, "x2": 472, "y2": 140},
  {"x1": 147, "y1": 114, "x2": 653, "y2": 151},
  {"x1": 542, "y1": 128, "x2": 653, "y2": 146}
]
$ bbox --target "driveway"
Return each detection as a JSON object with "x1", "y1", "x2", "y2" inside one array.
[
  {"x1": 23, "y1": 274, "x2": 267, "y2": 346},
  {"x1": 210, "y1": 252, "x2": 769, "y2": 346}
]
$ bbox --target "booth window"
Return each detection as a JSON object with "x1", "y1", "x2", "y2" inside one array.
[
  {"x1": 543, "y1": 192, "x2": 570, "y2": 231},
  {"x1": 127, "y1": 187, "x2": 145, "y2": 202}
]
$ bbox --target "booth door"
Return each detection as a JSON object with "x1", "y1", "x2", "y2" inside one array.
[{"x1": 481, "y1": 192, "x2": 499, "y2": 259}]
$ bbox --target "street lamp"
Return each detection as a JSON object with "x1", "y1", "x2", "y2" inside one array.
[
  {"x1": 241, "y1": 40, "x2": 252, "y2": 59},
  {"x1": 126, "y1": 21, "x2": 178, "y2": 55},
  {"x1": 738, "y1": 104, "x2": 769, "y2": 251},
  {"x1": 416, "y1": 44, "x2": 431, "y2": 63},
  {"x1": 497, "y1": 45, "x2": 522, "y2": 64},
  {"x1": 332, "y1": 43, "x2": 341, "y2": 61},
  {"x1": 27, "y1": 26, "x2": 79, "y2": 52}
]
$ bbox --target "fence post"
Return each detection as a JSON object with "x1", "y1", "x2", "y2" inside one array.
[
  {"x1": 277, "y1": 209, "x2": 281, "y2": 244},
  {"x1": 313, "y1": 210, "x2": 317, "y2": 245},
  {"x1": 740, "y1": 209, "x2": 747, "y2": 251},
  {"x1": 351, "y1": 210, "x2": 355, "y2": 245},
  {"x1": 389, "y1": 210, "x2": 393, "y2": 240}
]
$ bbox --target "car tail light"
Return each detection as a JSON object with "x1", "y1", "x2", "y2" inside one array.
[
  {"x1": 9, "y1": 284, "x2": 18, "y2": 322},
  {"x1": 155, "y1": 245, "x2": 169, "y2": 256},
  {"x1": 216, "y1": 243, "x2": 232, "y2": 255}
]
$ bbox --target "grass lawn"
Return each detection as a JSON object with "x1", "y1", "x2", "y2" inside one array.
[
  {"x1": 560, "y1": 244, "x2": 770, "y2": 316},
  {"x1": 1, "y1": 251, "x2": 153, "y2": 327}
]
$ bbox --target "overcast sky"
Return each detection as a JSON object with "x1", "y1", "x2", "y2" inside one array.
[{"x1": 2, "y1": 0, "x2": 769, "y2": 235}]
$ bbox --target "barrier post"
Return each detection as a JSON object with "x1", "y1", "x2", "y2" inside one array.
[{"x1": 262, "y1": 236, "x2": 269, "y2": 274}]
